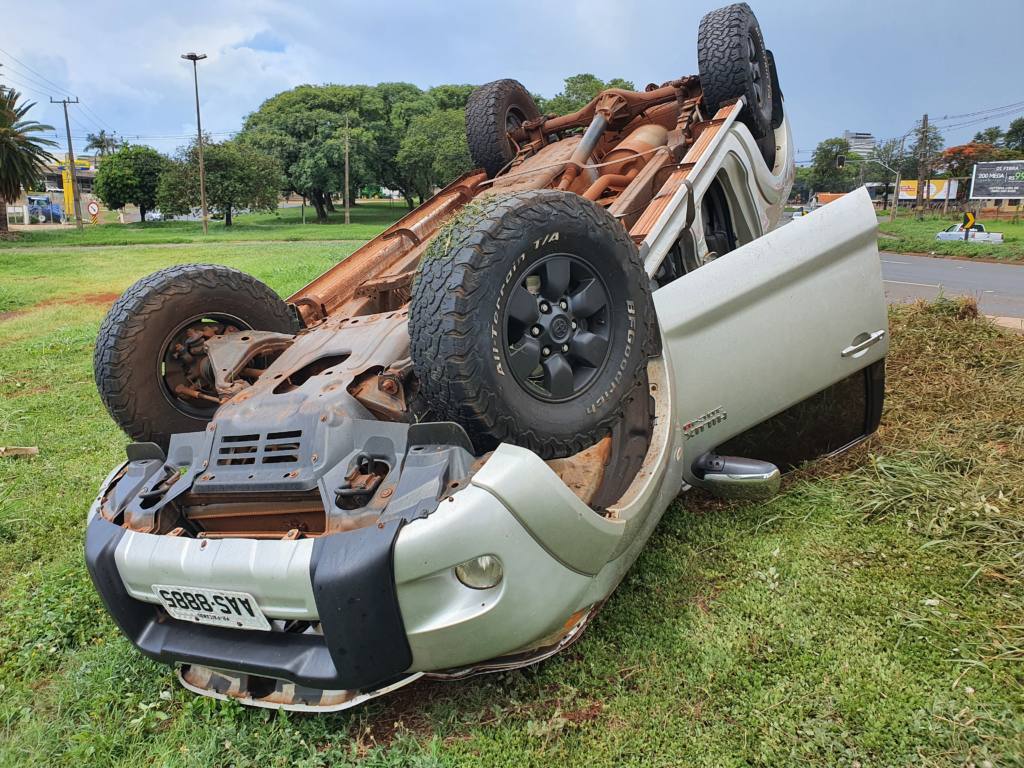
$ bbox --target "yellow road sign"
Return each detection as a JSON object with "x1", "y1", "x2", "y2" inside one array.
[{"x1": 963, "y1": 211, "x2": 976, "y2": 230}]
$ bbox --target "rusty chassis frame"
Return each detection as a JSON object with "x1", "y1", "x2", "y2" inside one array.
[{"x1": 98, "y1": 77, "x2": 742, "y2": 541}]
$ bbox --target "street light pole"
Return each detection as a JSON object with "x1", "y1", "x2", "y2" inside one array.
[{"x1": 181, "y1": 52, "x2": 208, "y2": 235}]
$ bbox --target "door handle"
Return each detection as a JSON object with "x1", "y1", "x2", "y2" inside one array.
[{"x1": 841, "y1": 329, "x2": 886, "y2": 358}]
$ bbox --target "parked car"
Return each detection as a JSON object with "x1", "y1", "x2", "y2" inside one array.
[
  {"x1": 86, "y1": 3, "x2": 887, "y2": 712},
  {"x1": 936, "y1": 222, "x2": 1004, "y2": 243}
]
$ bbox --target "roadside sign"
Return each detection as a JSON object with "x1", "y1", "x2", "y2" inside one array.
[
  {"x1": 970, "y1": 160, "x2": 1024, "y2": 199},
  {"x1": 87, "y1": 200, "x2": 100, "y2": 225},
  {"x1": 963, "y1": 211, "x2": 975, "y2": 229}
]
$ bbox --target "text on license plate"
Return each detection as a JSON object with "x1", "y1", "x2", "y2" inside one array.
[{"x1": 153, "y1": 585, "x2": 271, "y2": 631}]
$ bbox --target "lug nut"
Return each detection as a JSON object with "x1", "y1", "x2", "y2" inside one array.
[
  {"x1": 562, "y1": 344, "x2": 569, "y2": 353},
  {"x1": 542, "y1": 346, "x2": 551, "y2": 356},
  {"x1": 571, "y1": 320, "x2": 578, "y2": 330},
  {"x1": 531, "y1": 326, "x2": 542, "y2": 337},
  {"x1": 559, "y1": 300, "x2": 568, "y2": 310},
  {"x1": 539, "y1": 301, "x2": 550, "y2": 313}
]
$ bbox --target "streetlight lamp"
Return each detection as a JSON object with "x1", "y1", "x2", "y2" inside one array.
[{"x1": 181, "y1": 52, "x2": 209, "y2": 235}]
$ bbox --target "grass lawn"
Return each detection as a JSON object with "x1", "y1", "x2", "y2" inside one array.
[
  {"x1": 0, "y1": 244, "x2": 1022, "y2": 767},
  {"x1": 0, "y1": 201, "x2": 408, "y2": 249},
  {"x1": 877, "y1": 214, "x2": 1024, "y2": 262}
]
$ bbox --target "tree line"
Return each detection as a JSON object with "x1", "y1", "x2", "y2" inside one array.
[
  {"x1": 794, "y1": 118, "x2": 1024, "y2": 202},
  {"x1": 90, "y1": 73, "x2": 634, "y2": 225}
]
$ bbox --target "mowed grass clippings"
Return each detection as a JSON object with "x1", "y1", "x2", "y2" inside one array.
[{"x1": 0, "y1": 241, "x2": 1023, "y2": 766}]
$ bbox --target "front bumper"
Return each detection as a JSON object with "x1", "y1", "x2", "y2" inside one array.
[
  {"x1": 86, "y1": 514, "x2": 411, "y2": 691},
  {"x1": 86, "y1": 444, "x2": 621, "y2": 696}
]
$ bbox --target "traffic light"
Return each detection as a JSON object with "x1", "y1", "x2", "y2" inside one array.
[{"x1": 835, "y1": 154, "x2": 846, "y2": 170}]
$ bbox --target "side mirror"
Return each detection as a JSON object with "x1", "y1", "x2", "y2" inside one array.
[{"x1": 693, "y1": 452, "x2": 781, "y2": 501}]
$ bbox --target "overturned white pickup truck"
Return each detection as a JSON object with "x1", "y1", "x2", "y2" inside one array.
[{"x1": 86, "y1": 3, "x2": 889, "y2": 712}]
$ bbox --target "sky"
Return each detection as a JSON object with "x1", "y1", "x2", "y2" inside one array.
[{"x1": 2, "y1": 0, "x2": 1022, "y2": 164}]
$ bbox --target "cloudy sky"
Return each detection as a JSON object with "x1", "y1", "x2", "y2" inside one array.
[{"x1": 2, "y1": 0, "x2": 1022, "y2": 163}]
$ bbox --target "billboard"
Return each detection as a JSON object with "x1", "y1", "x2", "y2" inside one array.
[
  {"x1": 897, "y1": 179, "x2": 959, "y2": 201},
  {"x1": 970, "y1": 161, "x2": 1024, "y2": 199}
]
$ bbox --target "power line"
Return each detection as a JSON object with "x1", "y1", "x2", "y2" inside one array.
[
  {"x1": 933, "y1": 100, "x2": 1024, "y2": 124},
  {"x1": 0, "y1": 50, "x2": 115, "y2": 134},
  {"x1": 0, "y1": 47, "x2": 74, "y2": 96}
]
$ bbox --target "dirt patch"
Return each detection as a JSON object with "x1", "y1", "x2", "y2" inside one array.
[
  {"x1": 38, "y1": 291, "x2": 121, "y2": 308},
  {"x1": 1, "y1": 292, "x2": 122, "y2": 323}
]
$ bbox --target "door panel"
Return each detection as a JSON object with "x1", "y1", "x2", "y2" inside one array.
[{"x1": 653, "y1": 188, "x2": 887, "y2": 486}]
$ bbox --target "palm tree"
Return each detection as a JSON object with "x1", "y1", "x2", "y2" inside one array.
[
  {"x1": 85, "y1": 129, "x2": 121, "y2": 158},
  {"x1": 0, "y1": 87, "x2": 56, "y2": 235}
]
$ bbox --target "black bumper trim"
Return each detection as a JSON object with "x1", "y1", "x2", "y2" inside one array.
[{"x1": 85, "y1": 516, "x2": 412, "y2": 691}]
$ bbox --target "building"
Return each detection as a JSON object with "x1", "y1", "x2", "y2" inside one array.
[{"x1": 842, "y1": 131, "x2": 876, "y2": 156}]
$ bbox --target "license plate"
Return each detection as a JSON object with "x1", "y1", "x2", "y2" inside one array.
[{"x1": 153, "y1": 585, "x2": 271, "y2": 631}]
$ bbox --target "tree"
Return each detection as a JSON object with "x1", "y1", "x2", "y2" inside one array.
[
  {"x1": 397, "y1": 109, "x2": 472, "y2": 199},
  {"x1": 941, "y1": 142, "x2": 1012, "y2": 180},
  {"x1": 809, "y1": 137, "x2": 857, "y2": 192},
  {"x1": 972, "y1": 126, "x2": 1003, "y2": 147},
  {"x1": 0, "y1": 87, "x2": 56, "y2": 235},
  {"x1": 539, "y1": 74, "x2": 637, "y2": 115},
  {"x1": 85, "y1": 130, "x2": 122, "y2": 158},
  {"x1": 93, "y1": 144, "x2": 166, "y2": 222},
  {"x1": 791, "y1": 166, "x2": 813, "y2": 203},
  {"x1": 157, "y1": 140, "x2": 284, "y2": 226},
  {"x1": 863, "y1": 138, "x2": 904, "y2": 206},
  {"x1": 1005, "y1": 117, "x2": 1024, "y2": 152}
]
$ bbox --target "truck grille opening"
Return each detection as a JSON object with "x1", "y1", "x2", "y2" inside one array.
[{"x1": 215, "y1": 431, "x2": 304, "y2": 467}]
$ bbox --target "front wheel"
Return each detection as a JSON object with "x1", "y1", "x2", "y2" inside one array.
[
  {"x1": 410, "y1": 190, "x2": 657, "y2": 459},
  {"x1": 94, "y1": 264, "x2": 296, "y2": 449}
]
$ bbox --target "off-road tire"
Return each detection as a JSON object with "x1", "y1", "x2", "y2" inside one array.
[
  {"x1": 409, "y1": 190, "x2": 657, "y2": 459},
  {"x1": 94, "y1": 264, "x2": 295, "y2": 449},
  {"x1": 465, "y1": 79, "x2": 541, "y2": 178},
  {"x1": 697, "y1": 3, "x2": 773, "y2": 140}
]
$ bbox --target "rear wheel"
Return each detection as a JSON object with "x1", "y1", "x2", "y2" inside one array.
[
  {"x1": 94, "y1": 264, "x2": 296, "y2": 449},
  {"x1": 410, "y1": 190, "x2": 656, "y2": 459},
  {"x1": 697, "y1": 3, "x2": 774, "y2": 141},
  {"x1": 465, "y1": 79, "x2": 541, "y2": 178}
]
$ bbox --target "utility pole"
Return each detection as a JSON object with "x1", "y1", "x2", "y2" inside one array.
[
  {"x1": 914, "y1": 113, "x2": 929, "y2": 221},
  {"x1": 181, "y1": 52, "x2": 209, "y2": 234},
  {"x1": 51, "y1": 97, "x2": 83, "y2": 230},
  {"x1": 343, "y1": 115, "x2": 351, "y2": 225}
]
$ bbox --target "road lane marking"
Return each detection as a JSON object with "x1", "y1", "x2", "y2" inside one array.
[
  {"x1": 885, "y1": 280, "x2": 941, "y2": 288},
  {"x1": 881, "y1": 259, "x2": 909, "y2": 264}
]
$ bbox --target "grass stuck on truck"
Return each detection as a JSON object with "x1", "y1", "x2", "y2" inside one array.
[{"x1": 86, "y1": 3, "x2": 889, "y2": 712}]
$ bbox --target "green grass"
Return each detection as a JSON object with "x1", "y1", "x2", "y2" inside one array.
[
  {"x1": 0, "y1": 201, "x2": 407, "y2": 249},
  {"x1": 1, "y1": 245, "x2": 1022, "y2": 767},
  {"x1": 877, "y1": 214, "x2": 1024, "y2": 261}
]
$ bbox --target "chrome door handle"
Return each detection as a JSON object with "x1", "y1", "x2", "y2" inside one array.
[{"x1": 841, "y1": 329, "x2": 886, "y2": 358}]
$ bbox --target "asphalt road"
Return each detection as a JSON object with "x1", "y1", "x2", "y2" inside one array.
[{"x1": 880, "y1": 252, "x2": 1024, "y2": 318}]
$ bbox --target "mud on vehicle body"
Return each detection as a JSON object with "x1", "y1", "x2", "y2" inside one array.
[{"x1": 87, "y1": 4, "x2": 888, "y2": 711}]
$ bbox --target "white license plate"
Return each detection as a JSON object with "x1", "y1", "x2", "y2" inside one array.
[{"x1": 153, "y1": 585, "x2": 271, "y2": 631}]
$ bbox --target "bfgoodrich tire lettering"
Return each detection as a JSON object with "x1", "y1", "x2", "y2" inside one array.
[{"x1": 409, "y1": 190, "x2": 657, "y2": 459}]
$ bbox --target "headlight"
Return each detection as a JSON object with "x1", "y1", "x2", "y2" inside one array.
[{"x1": 454, "y1": 555, "x2": 503, "y2": 590}]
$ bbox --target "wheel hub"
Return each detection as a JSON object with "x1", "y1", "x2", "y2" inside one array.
[
  {"x1": 159, "y1": 314, "x2": 248, "y2": 418},
  {"x1": 502, "y1": 254, "x2": 613, "y2": 402}
]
